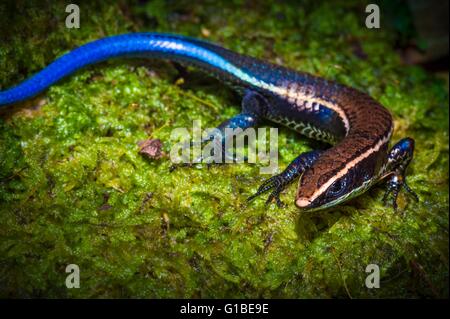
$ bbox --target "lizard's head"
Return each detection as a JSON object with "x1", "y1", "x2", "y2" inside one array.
[{"x1": 294, "y1": 152, "x2": 377, "y2": 211}]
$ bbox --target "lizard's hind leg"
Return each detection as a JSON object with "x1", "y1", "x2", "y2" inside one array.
[{"x1": 170, "y1": 89, "x2": 269, "y2": 170}]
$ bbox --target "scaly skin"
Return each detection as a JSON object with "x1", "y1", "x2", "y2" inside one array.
[{"x1": 0, "y1": 33, "x2": 418, "y2": 211}]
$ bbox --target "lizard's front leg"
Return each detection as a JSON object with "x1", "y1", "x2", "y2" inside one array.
[
  {"x1": 247, "y1": 150, "x2": 323, "y2": 207},
  {"x1": 381, "y1": 137, "x2": 418, "y2": 210}
]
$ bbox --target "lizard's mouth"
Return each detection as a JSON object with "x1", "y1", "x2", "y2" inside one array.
[
  {"x1": 295, "y1": 196, "x2": 326, "y2": 212},
  {"x1": 295, "y1": 197, "x2": 312, "y2": 208}
]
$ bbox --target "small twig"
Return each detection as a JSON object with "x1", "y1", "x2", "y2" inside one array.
[{"x1": 331, "y1": 248, "x2": 353, "y2": 299}]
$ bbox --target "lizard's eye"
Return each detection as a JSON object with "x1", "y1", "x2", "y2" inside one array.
[{"x1": 328, "y1": 179, "x2": 347, "y2": 197}]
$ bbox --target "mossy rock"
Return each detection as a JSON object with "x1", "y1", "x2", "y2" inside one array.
[{"x1": 0, "y1": 0, "x2": 448, "y2": 298}]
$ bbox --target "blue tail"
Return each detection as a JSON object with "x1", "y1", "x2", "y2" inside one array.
[{"x1": 0, "y1": 33, "x2": 255, "y2": 106}]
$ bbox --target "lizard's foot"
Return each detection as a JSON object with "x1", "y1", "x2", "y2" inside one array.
[
  {"x1": 382, "y1": 173, "x2": 418, "y2": 211},
  {"x1": 247, "y1": 150, "x2": 322, "y2": 207}
]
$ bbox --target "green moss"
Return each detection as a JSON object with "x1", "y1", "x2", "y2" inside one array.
[{"x1": 0, "y1": 0, "x2": 448, "y2": 298}]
